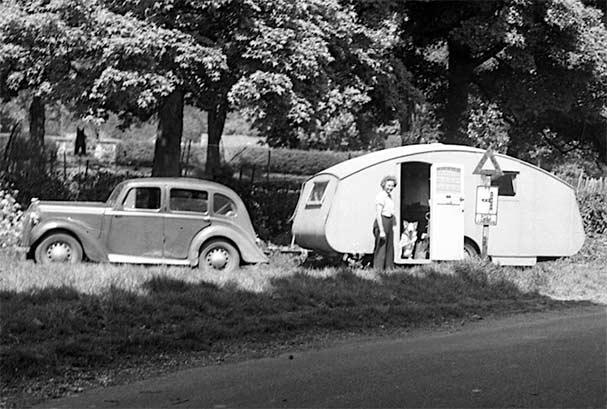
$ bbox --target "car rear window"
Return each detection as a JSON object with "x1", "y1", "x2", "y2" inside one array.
[
  {"x1": 170, "y1": 189, "x2": 208, "y2": 213},
  {"x1": 213, "y1": 193, "x2": 236, "y2": 216}
]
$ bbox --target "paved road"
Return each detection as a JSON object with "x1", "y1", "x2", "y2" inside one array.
[{"x1": 39, "y1": 307, "x2": 606, "y2": 408}]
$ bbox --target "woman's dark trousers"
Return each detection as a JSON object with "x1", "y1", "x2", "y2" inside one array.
[{"x1": 373, "y1": 215, "x2": 394, "y2": 270}]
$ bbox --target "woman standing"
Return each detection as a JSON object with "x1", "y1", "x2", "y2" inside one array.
[{"x1": 373, "y1": 175, "x2": 397, "y2": 270}]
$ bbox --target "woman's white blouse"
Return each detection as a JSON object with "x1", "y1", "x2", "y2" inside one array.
[{"x1": 375, "y1": 190, "x2": 394, "y2": 217}]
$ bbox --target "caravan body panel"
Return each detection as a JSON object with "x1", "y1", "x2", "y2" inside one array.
[{"x1": 291, "y1": 144, "x2": 585, "y2": 265}]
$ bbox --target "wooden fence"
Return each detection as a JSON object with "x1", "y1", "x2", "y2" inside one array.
[{"x1": 574, "y1": 175, "x2": 607, "y2": 193}]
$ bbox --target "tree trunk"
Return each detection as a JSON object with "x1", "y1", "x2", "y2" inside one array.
[
  {"x1": 152, "y1": 89, "x2": 184, "y2": 177},
  {"x1": 205, "y1": 100, "x2": 228, "y2": 179},
  {"x1": 442, "y1": 40, "x2": 475, "y2": 145},
  {"x1": 29, "y1": 96, "x2": 45, "y2": 149}
]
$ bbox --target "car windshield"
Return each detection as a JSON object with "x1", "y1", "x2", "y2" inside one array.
[{"x1": 106, "y1": 181, "x2": 127, "y2": 206}]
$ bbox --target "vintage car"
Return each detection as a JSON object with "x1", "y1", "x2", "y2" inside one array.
[{"x1": 20, "y1": 177, "x2": 268, "y2": 272}]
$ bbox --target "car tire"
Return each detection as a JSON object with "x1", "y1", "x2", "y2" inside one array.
[
  {"x1": 463, "y1": 240, "x2": 480, "y2": 260},
  {"x1": 199, "y1": 239, "x2": 240, "y2": 273},
  {"x1": 35, "y1": 233, "x2": 83, "y2": 264}
]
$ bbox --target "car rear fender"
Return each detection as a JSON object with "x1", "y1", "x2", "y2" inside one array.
[
  {"x1": 31, "y1": 219, "x2": 109, "y2": 262},
  {"x1": 188, "y1": 225, "x2": 268, "y2": 266}
]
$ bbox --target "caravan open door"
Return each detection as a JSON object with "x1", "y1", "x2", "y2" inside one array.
[{"x1": 429, "y1": 164, "x2": 464, "y2": 260}]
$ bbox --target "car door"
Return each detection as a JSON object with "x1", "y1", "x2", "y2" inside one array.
[
  {"x1": 106, "y1": 185, "x2": 164, "y2": 261},
  {"x1": 164, "y1": 187, "x2": 211, "y2": 260}
]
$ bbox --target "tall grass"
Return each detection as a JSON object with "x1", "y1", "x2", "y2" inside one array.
[
  {"x1": 1, "y1": 235, "x2": 603, "y2": 407},
  {"x1": 1, "y1": 254, "x2": 596, "y2": 385}
]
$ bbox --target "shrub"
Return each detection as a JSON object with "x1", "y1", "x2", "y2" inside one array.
[
  {"x1": 72, "y1": 170, "x2": 138, "y2": 202},
  {"x1": 0, "y1": 189, "x2": 23, "y2": 248},
  {"x1": 578, "y1": 191, "x2": 607, "y2": 234},
  {"x1": 220, "y1": 178, "x2": 301, "y2": 243}
]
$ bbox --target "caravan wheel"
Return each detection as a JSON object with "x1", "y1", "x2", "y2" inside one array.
[{"x1": 463, "y1": 240, "x2": 480, "y2": 259}]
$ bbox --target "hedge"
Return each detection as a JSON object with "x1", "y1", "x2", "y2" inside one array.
[
  {"x1": 115, "y1": 140, "x2": 362, "y2": 176},
  {"x1": 231, "y1": 147, "x2": 364, "y2": 175}
]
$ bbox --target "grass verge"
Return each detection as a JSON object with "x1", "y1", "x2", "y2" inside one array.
[{"x1": 0, "y1": 235, "x2": 604, "y2": 406}]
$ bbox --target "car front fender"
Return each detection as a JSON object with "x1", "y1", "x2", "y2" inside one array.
[
  {"x1": 30, "y1": 219, "x2": 109, "y2": 262},
  {"x1": 188, "y1": 224, "x2": 268, "y2": 266}
]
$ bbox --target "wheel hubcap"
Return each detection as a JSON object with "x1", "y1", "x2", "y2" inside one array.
[
  {"x1": 46, "y1": 242, "x2": 72, "y2": 262},
  {"x1": 206, "y1": 248, "x2": 229, "y2": 270}
]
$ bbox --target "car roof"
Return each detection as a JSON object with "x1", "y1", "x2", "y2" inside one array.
[{"x1": 123, "y1": 177, "x2": 238, "y2": 195}]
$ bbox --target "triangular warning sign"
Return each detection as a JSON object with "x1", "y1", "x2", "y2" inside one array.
[{"x1": 473, "y1": 148, "x2": 504, "y2": 177}]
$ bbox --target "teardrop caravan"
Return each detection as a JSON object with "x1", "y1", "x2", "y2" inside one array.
[{"x1": 291, "y1": 144, "x2": 585, "y2": 266}]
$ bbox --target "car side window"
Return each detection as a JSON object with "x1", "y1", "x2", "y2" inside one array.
[
  {"x1": 213, "y1": 193, "x2": 236, "y2": 216},
  {"x1": 170, "y1": 189, "x2": 208, "y2": 213},
  {"x1": 122, "y1": 187, "x2": 161, "y2": 210}
]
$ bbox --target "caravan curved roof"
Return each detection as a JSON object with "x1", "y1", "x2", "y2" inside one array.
[{"x1": 315, "y1": 143, "x2": 572, "y2": 188}]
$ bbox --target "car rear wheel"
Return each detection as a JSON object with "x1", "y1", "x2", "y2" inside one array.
[
  {"x1": 35, "y1": 233, "x2": 83, "y2": 264},
  {"x1": 199, "y1": 239, "x2": 240, "y2": 273}
]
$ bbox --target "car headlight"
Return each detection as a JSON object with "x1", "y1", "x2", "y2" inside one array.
[
  {"x1": 30, "y1": 211, "x2": 40, "y2": 226},
  {"x1": 29, "y1": 198, "x2": 40, "y2": 225}
]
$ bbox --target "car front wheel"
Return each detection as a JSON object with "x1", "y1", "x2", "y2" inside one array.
[
  {"x1": 35, "y1": 233, "x2": 83, "y2": 264},
  {"x1": 199, "y1": 239, "x2": 240, "y2": 273}
]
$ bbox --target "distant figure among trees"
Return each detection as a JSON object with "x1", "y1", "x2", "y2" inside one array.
[{"x1": 74, "y1": 127, "x2": 87, "y2": 156}]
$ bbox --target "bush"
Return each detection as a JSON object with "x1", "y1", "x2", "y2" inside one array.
[
  {"x1": 0, "y1": 167, "x2": 71, "y2": 206},
  {"x1": 72, "y1": 170, "x2": 139, "y2": 202},
  {"x1": 578, "y1": 191, "x2": 607, "y2": 234},
  {"x1": 0, "y1": 188, "x2": 23, "y2": 248},
  {"x1": 220, "y1": 178, "x2": 301, "y2": 243}
]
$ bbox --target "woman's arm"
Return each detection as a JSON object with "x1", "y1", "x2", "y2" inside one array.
[{"x1": 376, "y1": 202, "x2": 385, "y2": 238}]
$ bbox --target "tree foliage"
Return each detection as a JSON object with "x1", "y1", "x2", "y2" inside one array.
[
  {"x1": 395, "y1": 0, "x2": 607, "y2": 164},
  {"x1": 0, "y1": 0, "x2": 96, "y2": 146},
  {"x1": 1, "y1": 0, "x2": 605, "y2": 178}
]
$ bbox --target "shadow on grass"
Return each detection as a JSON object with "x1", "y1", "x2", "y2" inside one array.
[{"x1": 0, "y1": 264, "x2": 593, "y2": 387}]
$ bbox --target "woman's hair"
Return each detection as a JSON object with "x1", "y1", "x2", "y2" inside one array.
[{"x1": 380, "y1": 175, "x2": 397, "y2": 189}]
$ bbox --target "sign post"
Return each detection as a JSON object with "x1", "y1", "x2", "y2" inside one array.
[{"x1": 472, "y1": 148, "x2": 503, "y2": 259}]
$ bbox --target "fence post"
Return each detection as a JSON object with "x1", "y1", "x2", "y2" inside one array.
[
  {"x1": 266, "y1": 148, "x2": 271, "y2": 183},
  {"x1": 63, "y1": 151, "x2": 67, "y2": 181},
  {"x1": 48, "y1": 151, "x2": 54, "y2": 175},
  {"x1": 184, "y1": 139, "x2": 192, "y2": 177},
  {"x1": 576, "y1": 171, "x2": 584, "y2": 191}
]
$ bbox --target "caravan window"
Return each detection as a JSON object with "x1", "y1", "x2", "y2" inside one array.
[
  {"x1": 307, "y1": 181, "x2": 329, "y2": 205},
  {"x1": 491, "y1": 171, "x2": 518, "y2": 196}
]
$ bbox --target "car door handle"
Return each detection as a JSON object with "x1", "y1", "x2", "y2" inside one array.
[{"x1": 202, "y1": 216, "x2": 210, "y2": 222}]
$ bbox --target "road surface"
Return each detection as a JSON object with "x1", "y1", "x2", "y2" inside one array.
[{"x1": 38, "y1": 307, "x2": 606, "y2": 408}]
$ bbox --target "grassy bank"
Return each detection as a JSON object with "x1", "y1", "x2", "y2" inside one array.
[{"x1": 1, "y1": 235, "x2": 604, "y2": 406}]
